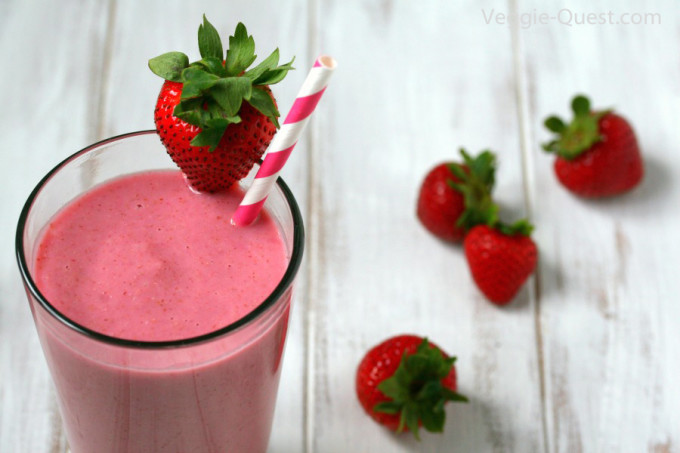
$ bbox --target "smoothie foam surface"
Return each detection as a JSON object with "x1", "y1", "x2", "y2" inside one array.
[{"x1": 34, "y1": 170, "x2": 288, "y2": 342}]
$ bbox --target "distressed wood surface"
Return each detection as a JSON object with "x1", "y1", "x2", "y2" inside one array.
[
  {"x1": 1, "y1": 1, "x2": 678, "y2": 452},
  {"x1": 517, "y1": 1, "x2": 680, "y2": 452}
]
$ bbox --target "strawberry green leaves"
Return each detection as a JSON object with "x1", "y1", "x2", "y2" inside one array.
[
  {"x1": 542, "y1": 94, "x2": 608, "y2": 160},
  {"x1": 198, "y1": 15, "x2": 223, "y2": 60},
  {"x1": 447, "y1": 149, "x2": 499, "y2": 231},
  {"x1": 374, "y1": 339, "x2": 467, "y2": 439},
  {"x1": 189, "y1": 118, "x2": 238, "y2": 148},
  {"x1": 571, "y1": 94, "x2": 590, "y2": 116},
  {"x1": 448, "y1": 148, "x2": 535, "y2": 238},
  {"x1": 248, "y1": 49, "x2": 296, "y2": 85},
  {"x1": 225, "y1": 23, "x2": 256, "y2": 76},
  {"x1": 496, "y1": 218, "x2": 535, "y2": 237},
  {"x1": 544, "y1": 116, "x2": 566, "y2": 134},
  {"x1": 179, "y1": 67, "x2": 219, "y2": 99},
  {"x1": 249, "y1": 87, "x2": 281, "y2": 128},
  {"x1": 148, "y1": 52, "x2": 190, "y2": 82},
  {"x1": 175, "y1": 74, "x2": 251, "y2": 150},
  {"x1": 148, "y1": 16, "x2": 294, "y2": 150},
  {"x1": 212, "y1": 77, "x2": 252, "y2": 115}
]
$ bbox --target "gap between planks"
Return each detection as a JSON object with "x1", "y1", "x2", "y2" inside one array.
[
  {"x1": 93, "y1": 0, "x2": 118, "y2": 143},
  {"x1": 303, "y1": 0, "x2": 321, "y2": 452},
  {"x1": 509, "y1": 0, "x2": 549, "y2": 452}
]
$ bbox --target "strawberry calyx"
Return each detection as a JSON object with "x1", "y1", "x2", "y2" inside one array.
[
  {"x1": 444, "y1": 149, "x2": 535, "y2": 238},
  {"x1": 495, "y1": 218, "x2": 534, "y2": 237},
  {"x1": 148, "y1": 15, "x2": 294, "y2": 151},
  {"x1": 447, "y1": 148, "x2": 498, "y2": 231},
  {"x1": 374, "y1": 338, "x2": 468, "y2": 439},
  {"x1": 542, "y1": 95, "x2": 609, "y2": 160}
]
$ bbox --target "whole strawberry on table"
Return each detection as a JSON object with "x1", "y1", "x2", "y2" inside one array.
[
  {"x1": 416, "y1": 149, "x2": 497, "y2": 242},
  {"x1": 542, "y1": 95, "x2": 644, "y2": 198},
  {"x1": 356, "y1": 335, "x2": 468, "y2": 438},
  {"x1": 464, "y1": 219, "x2": 538, "y2": 305},
  {"x1": 148, "y1": 16, "x2": 294, "y2": 192},
  {"x1": 417, "y1": 148, "x2": 538, "y2": 304}
]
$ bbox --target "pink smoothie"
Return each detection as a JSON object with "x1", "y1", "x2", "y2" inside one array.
[
  {"x1": 32, "y1": 170, "x2": 292, "y2": 453},
  {"x1": 35, "y1": 170, "x2": 287, "y2": 341}
]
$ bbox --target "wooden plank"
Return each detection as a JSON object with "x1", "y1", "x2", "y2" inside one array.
[
  {"x1": 89, "y1": 1, "x2": 311, "y2": 451},
  {"x1": 1, "y1": 1, "x2": 309, "y2": 452},
  {"x1": 516, "y1": 0, "x2": 680, "y2": 451},
  {"x1": 0, "y1": 1, "x2": 111, "y2": 451},
  {"x1": 4, "y1": 1, "x2": 678, "y2": 452},
  {"x1": 310, "y1": 1, "x2": 544, "y2": 451}
]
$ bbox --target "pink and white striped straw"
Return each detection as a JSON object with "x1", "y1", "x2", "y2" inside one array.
[{"x1": 231, "y1": 55, "x2": 337, "y2": 226}]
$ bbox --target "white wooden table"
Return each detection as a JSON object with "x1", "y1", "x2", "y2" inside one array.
[{"x1": 2, "y1": 1, "x2": 679, "y2": 451}]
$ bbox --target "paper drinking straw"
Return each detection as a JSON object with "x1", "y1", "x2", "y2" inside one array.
[{"x1": 231, "y1": 55, "x2": 337, "y2": 226}]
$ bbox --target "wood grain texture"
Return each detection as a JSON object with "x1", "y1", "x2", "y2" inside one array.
[
  {"x1": 311, "y1": 1, "x2": 543, "y2": 451},
  {"x1": 1, "y1": 0, "x2": 679, "y2": 452},
  {"x1": 517, "y1": 0, "x2": 680, "y2": 451},
  {"x1": 0, "y1": 1, "x2": 110, "y2": 451}
]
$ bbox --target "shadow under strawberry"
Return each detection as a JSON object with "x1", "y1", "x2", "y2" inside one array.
[{"x1": 577, "y1": 154, "x2": 670, "y2": 216}]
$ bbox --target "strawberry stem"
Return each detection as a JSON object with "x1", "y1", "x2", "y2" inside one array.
[
  {"x1": 542, "y1": 94, "x2": 609, "y2": 160},
  {"x1": 496, "y1": 218, "x2": 534, "y2": 236},
  {"x1": 447, "y1": 148, "x2": 499, "y2": 231},
  {"x1": 446, "y1": 148, "x2": 535, "y2": 237}
]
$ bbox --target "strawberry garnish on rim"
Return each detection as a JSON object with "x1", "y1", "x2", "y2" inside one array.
[{"x1": 149, "y1": 16, "x2": 294, "y2": 192}]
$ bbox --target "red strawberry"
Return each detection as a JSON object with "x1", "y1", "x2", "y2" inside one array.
[
  {"x1": 148, "y1": 16, "x2": 294, "y2": 192},
  {"x1": 543, "y1": 95, "x2": 643, "y2": 198},
  {"x1": 463, "y1": 222, "x2": 538, "y2": 305},
  {"x1": 356, "y1": 335, "x2": 467, "y2": 438},
  {"x1": 153, "y1": 81, "x2": 277, "y2": 192},
  {"x1": 417, "y1": 149, "x2": 497, "y2": 242}
]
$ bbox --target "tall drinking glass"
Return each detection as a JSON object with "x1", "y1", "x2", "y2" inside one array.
[{"x1": 16, "y1": 131, "x2": 304, "y2": 453}]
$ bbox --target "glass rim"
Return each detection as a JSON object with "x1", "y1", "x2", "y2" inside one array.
[{"x1": 15, "y1": 130, "x2": 305, "y2": 350}]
